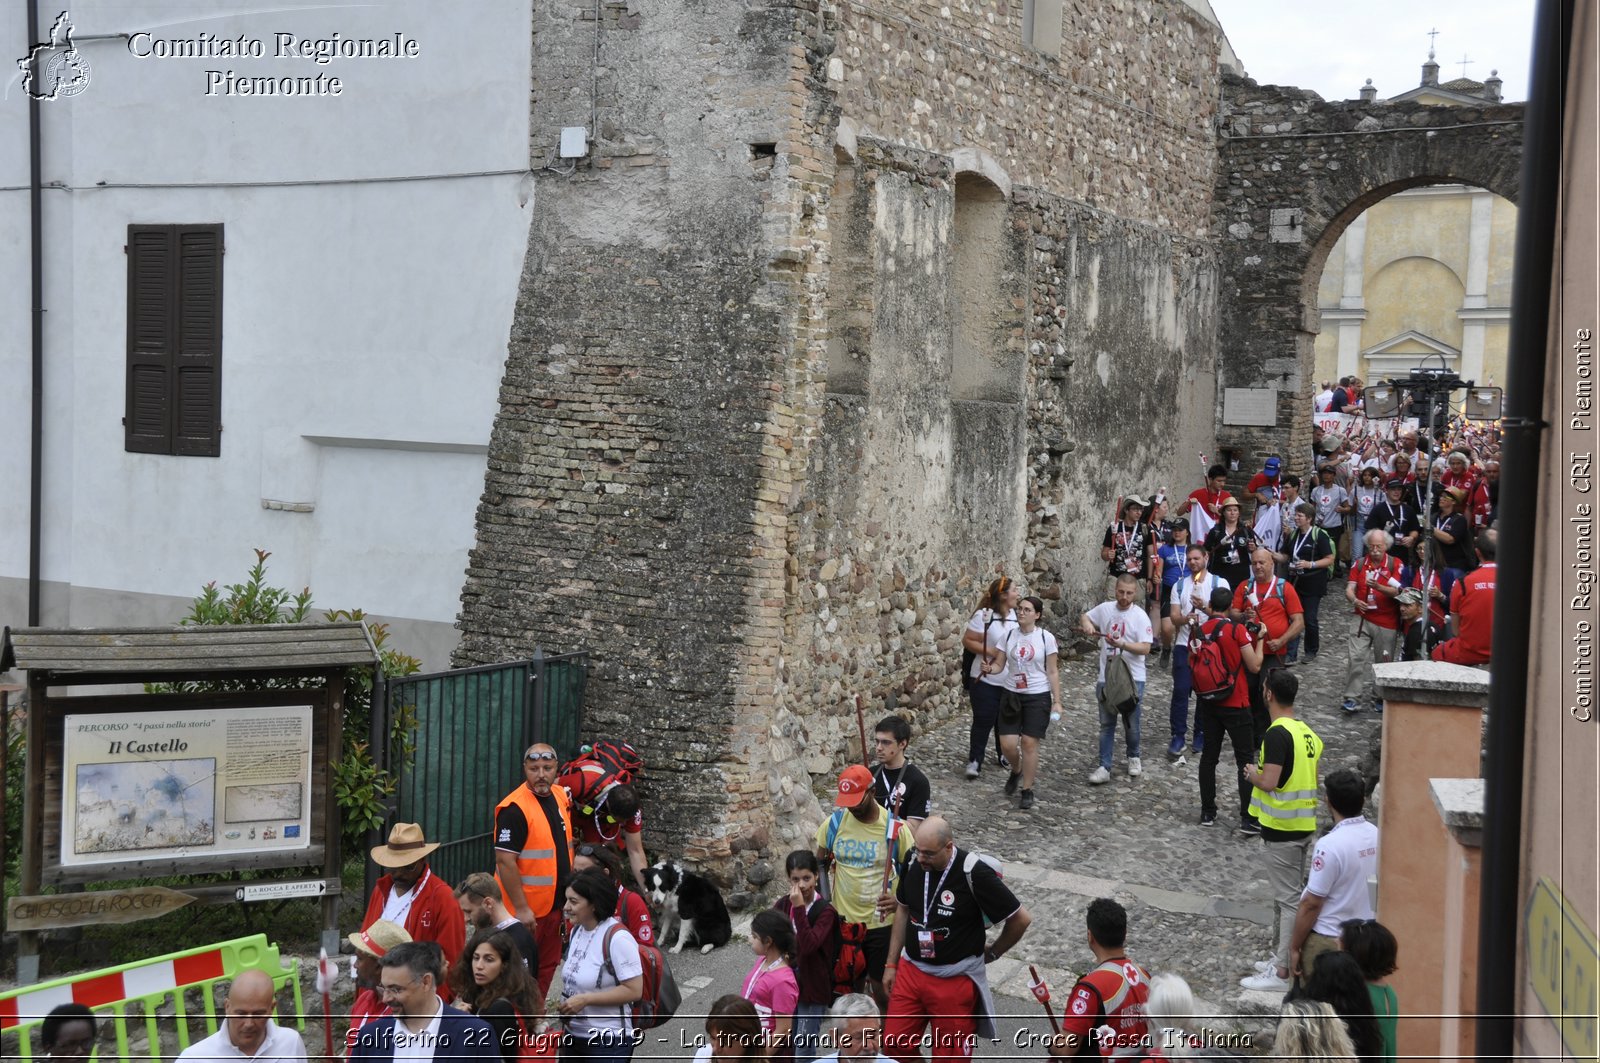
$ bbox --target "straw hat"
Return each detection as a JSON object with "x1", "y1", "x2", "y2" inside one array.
[
  {"x1": 369, "y1": 822, "x2": 440, "y2": 867},
  {"x1": 349, "y1": 919, "x2": 411, "y2": 958},
  {"x1": 1218, "y1": 493, "x2": 1241, "y2": 509}
]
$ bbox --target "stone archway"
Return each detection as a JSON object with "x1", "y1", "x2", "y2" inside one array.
[{"x1": 1212, "y1": 75, "x2": 1523, "y2": 479}]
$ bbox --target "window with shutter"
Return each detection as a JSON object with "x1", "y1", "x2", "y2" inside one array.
[{"x1": 124, "y1": 223, "x2": 223, "y2": 456}]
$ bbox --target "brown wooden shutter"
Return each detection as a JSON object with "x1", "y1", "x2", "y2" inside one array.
[
  {"x1": 124, "y1": 223, "x2": 223, "y2": 456},
  {"x1": 125, "y1": 225, "x2": 175, "y2": 453},
  {"x1": 173, "y1": 225, "x2": 223, "y2": 456}
]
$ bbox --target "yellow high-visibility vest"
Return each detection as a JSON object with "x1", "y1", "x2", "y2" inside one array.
[{"x1": 1249, "y1": 717, "x2": 1322, "y2": 832}]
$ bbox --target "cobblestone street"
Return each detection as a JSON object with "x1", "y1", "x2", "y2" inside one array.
[{"x1": 911, "y1": 608, "x2": 1386, "y2": 1048}]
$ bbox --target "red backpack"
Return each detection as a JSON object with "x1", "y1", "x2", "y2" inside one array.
[
  {"x1": 560, "y1": 740, "x2": 644, "y2": 805},
  {"x1": 601, "y1": 924, "x2": 682, "y2": 1030},
  {"x1": 1189, "y1": 619, "x2": 1246, "y2": 703}
]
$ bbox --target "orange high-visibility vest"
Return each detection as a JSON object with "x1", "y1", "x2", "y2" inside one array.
[{"x1": 494, "y1": 784, "x2": 573, "y2": 917}]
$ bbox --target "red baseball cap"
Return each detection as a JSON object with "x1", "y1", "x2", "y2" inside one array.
[{"x1": 835, "y1": 765, "x2": 873, "y2": 807}]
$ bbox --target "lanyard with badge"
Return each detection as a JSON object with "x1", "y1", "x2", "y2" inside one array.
[{"x1": 918, "y1": 859, "x2": 953, "y2": 959}]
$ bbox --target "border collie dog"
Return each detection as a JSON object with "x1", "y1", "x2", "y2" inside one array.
[{"x1": 642, "y1": 860, "x2": 732, "y2": 954}]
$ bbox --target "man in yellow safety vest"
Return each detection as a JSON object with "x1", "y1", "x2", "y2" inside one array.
[{"x1": 1238, "y1": 668, "x2": 1323, "y2": 993}]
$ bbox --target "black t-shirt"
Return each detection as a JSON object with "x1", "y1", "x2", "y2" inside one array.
[
  {"x1": 1204, "y1": 524, "x2": 1257, "y2": 590},
  {"x1": 478, "y1": 997, "x2": 530, "y2": 1063},
  {"x1": 1434, "y1": 512, "x2": 1473, "y2": 569},
  {"x1": 872, "y1": 761, "x2": 931, "y2": 822},
  {"x1": 1256, "y1": 726, "x2": 1313, "y2": 841},
  {"x1": 494, "y1": 788, "x2": 574, "y2": 896},
  {"x1": 494, "y1": 916, "x2": 540, "y2": 970},
  {"x1": 1103, "y1": 521, "x2": 1149, "y2": 578},
  {"x1": 1284, "y1": 526, "x2": 1335, "y2": 599},
  {"x1": 895, "y1": 846, "x2": 1020, "y2": 965},
  {"x1": 1365, "y1": 501, "x2": 1420, "y2": 564}
]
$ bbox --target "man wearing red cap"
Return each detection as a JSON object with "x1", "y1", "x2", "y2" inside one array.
[
  {"x1": 360, "y1": 823, "x2": 466, "y2": 980},
  {"x1": 817, "y1": 765, "x2": 914, "y2": 1006}
]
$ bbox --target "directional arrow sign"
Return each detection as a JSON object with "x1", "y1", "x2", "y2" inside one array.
[
  {"x1": 6, "y1": 886, "x2": 196, "y2": 932},
  {"x1": 235, "y1": 880, "x2": 329, "y2": 903}
]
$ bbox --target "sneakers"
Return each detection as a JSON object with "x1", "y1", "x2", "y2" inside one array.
[
  {"x1": 1199, "y1": 811, "x2": 1217, "y2": 827},
  {"x1": 1088, "y1": 766, "x2": 1112, "y2": 785},
  {"x1": 1166, "y1": 736, "x2": 1187, "y2": 759},
  {"x1": 1373, "y1": 700, "x2": 1385, "y2": 715},
  {"x1": 996, "y1": 752, "x2": 1012, "y2": 770},
  {"x1": 1018, "y1": 789, "x2": 1036, "y2": 810},
  {"x1": 1251, "y1": 958, "x2": 1277, "y2": 974},
  {"x1": 1128, "y1": 757, "x2": 1143, "y2": 778},
  {"x1": 965, "y1": 760, "x2": 980, "y2": 780},
  {"x1": 1340, "y1": 699, "x2": 1361, "y2": 714},
  {"x1": 1004, "y1": 771, "x2": 1022, "y2": 796},
  {"x1": 1189, "y1": 739, "x2": 1204, "y2": 755},
  {"x1": 1239, "y1": 969, "x2": 1292, "y2": 992},
  {"x1": 1303, "y1": 652, "x2": 1319, "y2": 663},
  {"x1": 1238, "y1": 820, "x2": 1262, "y2": 837}
]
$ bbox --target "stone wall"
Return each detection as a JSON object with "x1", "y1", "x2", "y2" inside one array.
[
  {"x1": 459, "y1": 0, "x2": 1221, "y2": 894},
  {"x1": 828, "y1": 0, "x2": 1223, "y2": 233},
  {"x1": 1211, "y1": 75, "x2": 1522, "y2": 486}
]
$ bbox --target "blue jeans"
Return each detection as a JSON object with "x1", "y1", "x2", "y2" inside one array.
[
  {"x1": 967, "y1": 681, "x2": 1007, "y2": 766},
  {"x1": 793, "y1": 1002, "x2": 829, "y2": 1063},
  {"x1": 1169, "y1": 645, "x2": 1193, "y2": 741},
  {"x1": 1096, "y1": 680, "x2": 1145, "y2": 769}
]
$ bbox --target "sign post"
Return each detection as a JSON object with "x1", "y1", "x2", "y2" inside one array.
[{"x1": 5, "y1": 885, "x2": 196, "y2": 932}]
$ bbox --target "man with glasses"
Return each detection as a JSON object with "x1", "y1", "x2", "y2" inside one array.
[
  {"x1": 361, "y1": 823, "x2": 466, "y2": 988},
  {"x1": 176, "y1": 969, "x2": 306, "y2": 1062},
  {"x1": 494, "y1": 743, "x2": 574, "y2": 996},
  {"x1": 815, "y1": 994, "x2": 895, "y2": 1063},
  {"x1": 350, "y1": 941, "x2": 498, "y2": 1061},
  {"x1": 870, "y1": 715, "x2": 931, "y2": 825},
  {"x1": 883, "y1": 817, "x2": 1030, "y2": 1063}
]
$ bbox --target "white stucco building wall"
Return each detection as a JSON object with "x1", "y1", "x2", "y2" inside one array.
[{"x1": 0, "y1": 0, "x2": 533, "y2": 668}]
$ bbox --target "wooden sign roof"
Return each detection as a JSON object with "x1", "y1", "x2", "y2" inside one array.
[{"x1": 0, "y1": 622, "x2": 379, "y2": 680}]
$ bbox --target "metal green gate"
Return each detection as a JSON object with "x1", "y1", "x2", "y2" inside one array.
[{"x1": 371, "y1": 649, "x2": 587, "y2": 892}]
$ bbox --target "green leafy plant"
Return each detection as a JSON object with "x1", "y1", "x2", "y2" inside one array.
[{"x1": 148, "y1": 550, "x2": 421, "y2": 850}]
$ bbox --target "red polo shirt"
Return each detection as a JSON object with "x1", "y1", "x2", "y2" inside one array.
[
  {"x1": 1351, "y1": 555, "x2": 1405, "y2": 630},
  {"x1": 1441, "y1": 563, "x2": 1496, "y2": 663},
  {"x1": 1231, "y1": 576, "x2": 1302, "y2": 642}
]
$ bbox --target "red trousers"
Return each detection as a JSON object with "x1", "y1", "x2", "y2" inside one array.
[
  {"x1": 884, "y1": 960, "x2": 979, "y2": 1063},
  {"x1": 536, "y1": 907, "x2": 565, "y2": 997}
]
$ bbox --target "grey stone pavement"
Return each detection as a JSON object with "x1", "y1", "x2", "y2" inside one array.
[{"x1": 626, "y1": 609, "x2": 1383, "y2": 1060}]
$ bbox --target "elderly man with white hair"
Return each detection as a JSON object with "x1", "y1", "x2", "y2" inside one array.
[
  {"x1": 814, "y1": 995, "x2": 894, "y2": 1063},
  {"x1": 1341, "y1": 529, "x2": 1405, "y2": 714}
]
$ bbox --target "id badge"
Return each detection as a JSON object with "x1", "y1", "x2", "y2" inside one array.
[{"x1": 917, "y1": 930, "x2": 937, "y2": 959}]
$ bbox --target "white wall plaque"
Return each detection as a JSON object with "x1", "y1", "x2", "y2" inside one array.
[{"x1": 1223, "y1": 387, "x2": 1279, "y2": 427}]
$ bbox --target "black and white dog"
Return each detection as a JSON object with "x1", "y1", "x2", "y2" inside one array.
[{"x1": 642, "y1": 859, "x2": 732, "y2": 954}]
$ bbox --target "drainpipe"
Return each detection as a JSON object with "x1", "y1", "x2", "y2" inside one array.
[
  {"x1": 27, "y1": 0, "x2": 44, "y2": 627},
  {"x1": 1473, "y1": 0, "x2": 1570, "y2": 1057}
]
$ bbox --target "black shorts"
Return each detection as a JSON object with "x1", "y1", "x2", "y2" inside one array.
[
  {"x1": 863, "y1": 924, "x2": 894, "y2": 982},
  {"x1": 996, "y1": 691, "x2": 1053, "y2": 739},
  {"x1": 1159, "y1": 582, "x2": 1177, "y2": 616}
]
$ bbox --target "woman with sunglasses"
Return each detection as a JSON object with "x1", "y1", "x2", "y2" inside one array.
[{"x1": 573, "y1": 842, "x2": 655, "y2": 947}]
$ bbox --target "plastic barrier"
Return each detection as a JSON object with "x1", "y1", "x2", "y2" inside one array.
[{"x1": 0, "y1": 934, "x2": 303, "y2": 1062}]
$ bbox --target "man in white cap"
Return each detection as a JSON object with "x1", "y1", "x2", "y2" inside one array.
[
  {"x1": 347, "y1": 919, "x2": 411, "y2": 1046},
  {"x1": 360, "y1": 823, "x2": 466, "y2": 984}
]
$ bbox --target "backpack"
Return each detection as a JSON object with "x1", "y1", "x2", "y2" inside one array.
[
  {"x1": 959, "y1": 610, "x2": 1003, "y2": 690},
  {"x1": 560, "y1": 740, "x2": 644, "y2": 806},
  {"x1": 1189, "y1": 619, "x2": 1246, "y2": 703},
  {"x1": 602, "y1": 923, "x2": 681, "y2": 1031},
  {"x1": 1102, "y1": 654, "x2": 1138, "y2": 715},
  {"x1": 959, "y1": 850, "x2": 1006, "y2": 928}
]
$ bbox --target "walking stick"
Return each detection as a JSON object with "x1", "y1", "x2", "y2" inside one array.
[
  {"x1": 316, "y1": 946, "x2": 336, "y2": 1060},
  {"x1": 854, "y1": 693, "x2": 869, "y2": 766},
  {"x1": 1028, "y1": 965, "x2": 1061, "y2": 1033}
]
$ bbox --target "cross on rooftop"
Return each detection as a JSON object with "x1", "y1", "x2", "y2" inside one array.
[
  {"x1": 1457, "y1": 53, "x2": 1474, "y2": 77},
  {"x1": 1427, "y1": 27, "x2": 1439, "y2": 57}
]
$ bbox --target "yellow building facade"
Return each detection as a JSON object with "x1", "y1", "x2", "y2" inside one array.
[{"x1": 1313, "y1": 56, "x2": 1517, "y2": 392}]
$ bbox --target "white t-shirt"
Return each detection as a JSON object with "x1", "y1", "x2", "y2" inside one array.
[
  {"x1": 965, "y1": 608, "x2": 1018, "y2": 688},
  {"x1": 1314, "y1": 389, "x2": 1334, "y2": 413},
  {"x1": 1084, "y1": 601, "x2": 1153, "y2": 683},
  {"x1": 1303, "y1": 815, "x2": 1380, "y2": 936},
  {"x1": 999, "y1": 627, "x2": 1060, "y2": 694},
  {"x1": 1170, "y1": 573, "x2": 1229, "y2": 648},
  {"x1": 562, "y1": 917, "x2": 643, "y2": 1035},
  {"x1": 1311, "y1": 484, "x2": 1348, "y2": 527}
]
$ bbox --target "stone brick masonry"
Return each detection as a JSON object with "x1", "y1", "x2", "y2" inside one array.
[{"x1": 456, "y1": 1, "x2": 1519, "y2": 896}]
